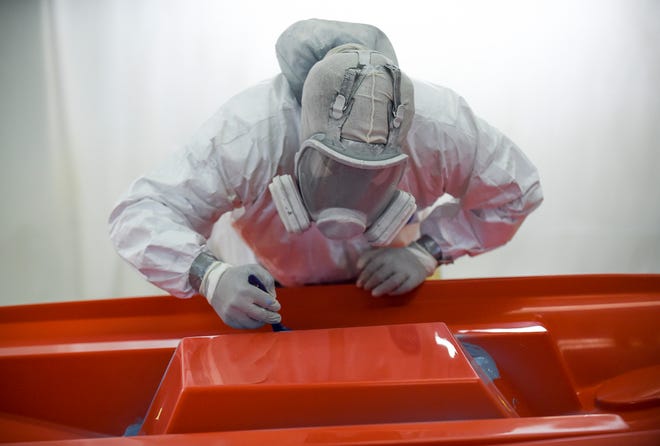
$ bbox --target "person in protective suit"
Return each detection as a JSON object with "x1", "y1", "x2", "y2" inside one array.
[{"x1": 109, "y1": 19, "x2": 543, "y2": 329}]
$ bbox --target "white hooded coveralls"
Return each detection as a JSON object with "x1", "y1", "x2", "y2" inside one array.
[{"x1": 108, "y1": 20, "x2": 543, "y2": 298}]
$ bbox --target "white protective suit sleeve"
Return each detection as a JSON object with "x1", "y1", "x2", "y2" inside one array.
[
  {"x1": 412, "y1": 81, "x2": 543, "y2": 262},
  {"x1": 108, "y1": 76, "x2": 298, "y2": 297},
  {"x1": 108, "y1": 145, "x2": 228, "y2": 298}
]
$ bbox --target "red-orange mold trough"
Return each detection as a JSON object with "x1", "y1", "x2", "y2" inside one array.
[{"x1": 0, "y1": 274, "x2": 658, "y2": 445}]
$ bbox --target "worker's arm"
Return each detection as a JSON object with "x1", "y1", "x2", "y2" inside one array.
[
  {"x1": 108, "y1": 77, "x2": 297, "y2": 299},
  {"x1": 108, "y1": 138, "x2": 235, "y2": 298},
  {"x1": 357, "y1": 84, "x2": 543, "y2": 296},
  {"x1": 416, "y1": 89, "x2": 544, "y2": 263}
]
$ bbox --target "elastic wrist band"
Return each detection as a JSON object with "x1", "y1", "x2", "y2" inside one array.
[
  {"x1": 200, "y1": 261, "x2": 232, "y2": 304},
  {"x1": 189, "y1": 251, "x2": 219, "y2": 292},
  {"x1": 416, "y1": 234, "x2": 453, "y2": 264}
]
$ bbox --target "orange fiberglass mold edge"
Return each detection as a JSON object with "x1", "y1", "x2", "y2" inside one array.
[{"x1": 0, "y1": 274, "x2": 659, "y2": 445}]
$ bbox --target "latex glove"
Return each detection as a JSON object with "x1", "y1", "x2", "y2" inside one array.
[
  {"x1": 356, "y1": 243, "x2": 437, "y2": 297},
  {"x1": 201, "y1": 263, "x2": 281, "y2": 329}
]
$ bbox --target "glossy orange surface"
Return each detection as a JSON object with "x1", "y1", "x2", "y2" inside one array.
[
  {"x1": 0, "y1": 274, "x2": 658, "y2": 445},
  {"x1": 595, "y1": 365, "x2": 660, "y2": 410},
  {"x1": 142, "y1": 323, "x2": 513, "y2": 434}
]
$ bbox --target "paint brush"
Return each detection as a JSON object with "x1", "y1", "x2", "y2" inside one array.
[{"x1": 248, "y1": 274, "x2": 290, "y2": 331}]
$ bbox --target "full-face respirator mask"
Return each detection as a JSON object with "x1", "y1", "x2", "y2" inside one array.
[{"x1": 269, "y1": 46, "x2": 416, "y2": 247}]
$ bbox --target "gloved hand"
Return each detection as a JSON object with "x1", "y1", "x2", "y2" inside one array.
[
  {"x1": 201, "y1": 262, "x2": 281, "y2": 329},
  {"x1": 356, "y1": 242, "x2": 437, "y2": 297}
]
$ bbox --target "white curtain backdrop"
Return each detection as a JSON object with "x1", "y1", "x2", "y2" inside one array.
[{"x1": 1, "y1": 0, "x2": 659, "y2": 305}]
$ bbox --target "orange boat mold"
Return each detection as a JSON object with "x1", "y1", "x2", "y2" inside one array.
[
  {"x1": 0, "y1": 274, "x2": 658, "y2": 445},
  {"x1": 141, "y1": 323, "x2": 515, "y2": 434}
]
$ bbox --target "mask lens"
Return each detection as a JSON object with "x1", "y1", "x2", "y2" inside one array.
[{"x1": 297, "y1": 148, "x2": 403, "y2": 224}]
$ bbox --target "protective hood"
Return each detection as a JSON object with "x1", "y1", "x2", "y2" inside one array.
[
  {"x1": 275, "y1": 18, "x2": 398, "y2": 104},
  {"x1": 298, "y1": 47, "x2": 414, "y2": 167},
  {"x1": 268, "y1": 41, "x2": 417, "y2": 246}
]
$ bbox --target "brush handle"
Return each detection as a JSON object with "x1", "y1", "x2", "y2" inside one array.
[{"x1": 248, "y1": 274, "x2": 290, "y2": 331}]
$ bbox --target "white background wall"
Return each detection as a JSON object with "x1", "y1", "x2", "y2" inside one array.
[{"x1": 1, "y1": 0, "x2": 658, "y2": 305}]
